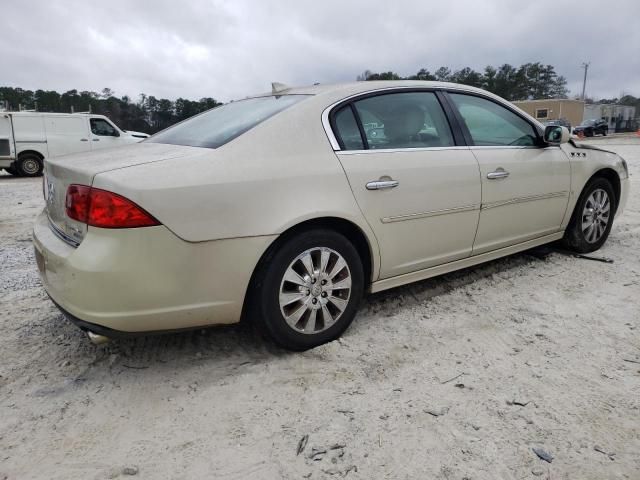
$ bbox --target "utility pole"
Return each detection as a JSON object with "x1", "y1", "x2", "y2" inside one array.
[{"x1": 580, "y1": 62, "x2": 590, "y2": 101}]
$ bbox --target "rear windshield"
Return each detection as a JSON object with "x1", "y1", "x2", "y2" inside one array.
[{"x1": 147, "y1": 95, "x2": 309, "y2": 149}]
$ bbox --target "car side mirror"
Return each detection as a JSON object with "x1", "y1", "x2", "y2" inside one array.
[{"x1": 544, "y1": 125, "x2": 569, "y2": 145}]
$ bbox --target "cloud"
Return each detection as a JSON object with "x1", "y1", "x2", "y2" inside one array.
[{"x1": 1, "y1": 0, "x2": 638, "y2": 101}]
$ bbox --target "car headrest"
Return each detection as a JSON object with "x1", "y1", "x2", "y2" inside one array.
[{"x1": 383, "y1": 104, "x2": 425, "y2": 141}]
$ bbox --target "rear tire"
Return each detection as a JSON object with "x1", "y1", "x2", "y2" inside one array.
[
  {"x1": 16, "y1": 153, "x2": 43, "y2": 177},
  {"x1": 251, "y1": 229, "x2": 364, "y2": 351},
  {"x1": 562, "y1": 177, "x2": 615, "y2": 253}
]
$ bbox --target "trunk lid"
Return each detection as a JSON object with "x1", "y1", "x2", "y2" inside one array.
[{"x1": 44, "y1": 142, "x2": 195, "y2": 245}]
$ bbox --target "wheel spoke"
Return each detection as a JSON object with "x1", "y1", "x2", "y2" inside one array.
[
  {"x1": 285, "y1": 302, "x2": 308, "y2": 326},
  {"x1": 305, "y1": 309, "x2": 317, "y2": 333},
  {"x1": 283, "y1": 269, "x2": 307, "y2": 287},
  {"x1": 328, "y1": 296, "x2": 348, "y2": 312},
  {"x1": 328, "y1": 257, "x2": 347, "y2": 280},
  {"x1": 584, "y1": 223, "x2": 595, "y2": 240},
  {"x1": 279, "y1": 291, "x2": 307, "y2": 307},
  {"x1": 300, "y1": 253, "x2": 315, "y2": 278},
  {"x1": 321, "y1": 304, "x2": 335, "y2": 324},
  {"x1": 319, "y1": 249, "x2": 331, "y2": 275},
  {"x1": 331, "y1": 277, "x2": 351, "y2": 290}
]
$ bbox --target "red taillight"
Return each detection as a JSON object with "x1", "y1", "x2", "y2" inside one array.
[
  {"x1": 65, "y1": 184, "x2": 160, "y2": 228},
  {"x1": 65, "y1": 184, "x2": 91, "y2": 223}
]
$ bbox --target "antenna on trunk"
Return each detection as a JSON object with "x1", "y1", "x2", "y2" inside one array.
[{"x1": 271, "y1": 82, "x2": 290, "y2": 94}]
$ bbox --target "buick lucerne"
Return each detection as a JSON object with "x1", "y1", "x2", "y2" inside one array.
[{"x1": 33, "y1": 81, "x2": 629, "y2": 350}]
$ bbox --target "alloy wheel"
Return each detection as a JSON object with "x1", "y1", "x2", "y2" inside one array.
[
  {"x1": 581, "y1": 188, "x2": 610, "y2": 243},
  {"x1": 278, "y1": 247, "x2": 352, "y2": 334}
]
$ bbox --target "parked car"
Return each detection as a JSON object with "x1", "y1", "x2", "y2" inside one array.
[
  {"x1": 33, "y1": 81, "x2": 630, "y2": 350},
  {"x1": 573, "y1": 119, "x2": 608, "y2": 137},
  {"x1": 543, "y1": 118, "x2": 571, "y2": 131},
  {"x1": 0, "y1": 112, "x2": 149, "y2": 176}
]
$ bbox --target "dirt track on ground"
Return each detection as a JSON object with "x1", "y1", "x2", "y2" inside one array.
[{"x1": 1, "y1": 137, "x2": 639, "y2": 480}]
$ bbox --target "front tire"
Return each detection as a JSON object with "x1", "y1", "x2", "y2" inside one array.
[
  {"x1": 252, "y1": 229, "x2": 364, "y2": 351},
  {"x1": 562, "y1": 177, "x2": 615, "y2": 253},
  {"x1": 16, "y1": 153, "x2": 43, "y2": 177}
]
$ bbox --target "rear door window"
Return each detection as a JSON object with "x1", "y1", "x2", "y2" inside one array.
[
  {"x1": 333, "y1": 106, "x2": 364, "y2": 150},
  {"x1": 349, "y1": 92, "x2": 454, "y2": 150}
]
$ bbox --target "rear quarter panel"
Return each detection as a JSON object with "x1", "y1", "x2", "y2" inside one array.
[{"x1": 92, "y1": 96, "x2": 380, "y2": 275}]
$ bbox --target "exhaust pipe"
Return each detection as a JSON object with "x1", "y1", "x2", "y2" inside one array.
[{"x1": 87, "y1": 331, "x2": 110, "y2": 345}]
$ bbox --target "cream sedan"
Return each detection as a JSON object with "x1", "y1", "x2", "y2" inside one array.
[{"x1": 33, "y1": 81, "x2": 629, "y2": 350}]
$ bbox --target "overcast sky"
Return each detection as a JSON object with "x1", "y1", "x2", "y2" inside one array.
[{"x1": 1, "y1": 0, "x2": 638, "y2": 102}]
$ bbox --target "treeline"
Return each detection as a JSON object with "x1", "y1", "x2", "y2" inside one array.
[
  {"x1": 0, "y1": 87, "x2": 221, "y2": 134},
  {"x1": 357, "y1": 62, "x2": 569, "y2": 101},
  {"x1": 590, "y1": 95, "x2": 640, "y2": 113}
]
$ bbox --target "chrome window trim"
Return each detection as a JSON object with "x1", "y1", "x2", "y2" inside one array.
[
  {"x1": 321, "y1": 84, "x2": 540, "y2": 152},
  {"x1": 381, "y1": 204, "x2": 480, "y2": 224},
  {"x1": 468, "y1": 145, "x2": 540, "y2": 150},
  {"x1": 337, "y1": 146, "x2": 470, "y2": 155}
]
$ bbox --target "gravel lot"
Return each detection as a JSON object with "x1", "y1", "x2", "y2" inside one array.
[{"x1": 1, "y1": 137, "x2": 639, "y2": 480}]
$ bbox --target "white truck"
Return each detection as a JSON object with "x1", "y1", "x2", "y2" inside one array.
[{"x1": 0, "y1": 112, "x2": 149, "y2": 176}]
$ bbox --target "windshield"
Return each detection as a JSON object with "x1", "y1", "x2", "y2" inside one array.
[
  {"x1": 580, "y1": 119, "x2": 596, "y2": 127},
  {"x1": 148, "y1": 95, "x2": 309, "y2": 149}
]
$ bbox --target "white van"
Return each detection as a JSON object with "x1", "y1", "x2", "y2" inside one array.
[{"x1": 0, "y1": 112, "x2": 149, "y2": 176}]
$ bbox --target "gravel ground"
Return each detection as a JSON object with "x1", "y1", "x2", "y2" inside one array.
[{"x1": 1, "y1": 137, "x2": 639, "y2": 480}]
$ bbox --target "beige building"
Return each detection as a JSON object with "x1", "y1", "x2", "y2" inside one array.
[{"x1": 513, "y1": 99, "x2": 585, "y2": 128}]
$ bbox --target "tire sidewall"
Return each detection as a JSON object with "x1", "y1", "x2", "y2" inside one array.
[
  {"x1": 565, "y1": 177, "x2": 615, "y2": 253},
  {"x1": 255, "y1": 229, "x2": 364, "y2": 350}
]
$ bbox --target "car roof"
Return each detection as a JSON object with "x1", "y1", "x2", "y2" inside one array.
[
  {"x1": 250, "y1": 80, "x2": 505, "y2": 104},
  {"x1": 5, "y1": 111, "x2": 106, "y2": 118}
]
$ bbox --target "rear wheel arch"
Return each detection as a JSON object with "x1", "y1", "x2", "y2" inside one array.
[
  {"x1": 241, "y1": 216, "x2": 375, "y2": 323},
  {"x1": 266, "y1": 217, "x2": 374, "y2": 285}
]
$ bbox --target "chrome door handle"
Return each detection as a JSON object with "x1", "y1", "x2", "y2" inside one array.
[
  {"x1": 487, "y1": 169, "x2": 509, "y2": 180},
  {"x1": 80, "y1": 138, "x2": 88, "y2": 142},
  {"x1": 366, "y1": 179, "x2": 399, "y2": 190},
  {"x1": 92, "y1": 138, "x2": 100, "y2": 141}
]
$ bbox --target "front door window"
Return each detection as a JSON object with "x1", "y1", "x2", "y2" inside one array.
[{"x1": 449, "y1": 93, "x2": 539, "y2": 147}]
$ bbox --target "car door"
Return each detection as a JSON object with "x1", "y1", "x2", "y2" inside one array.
[
  {"x1": 89, "y1": 117, "x2": 122, "y2": 150},
  {"x1": 446, "y1": 92, "x2": 571, "y2": 255},
  {"x1": 0, "y1": 114, "x2": 15, "y2": 162},
  {"x1": 331, "y1": 90, "x2": 481, "y2": 279},
  {"x1": 43, "y1": 115, "x2": 91, "y2": 157}
]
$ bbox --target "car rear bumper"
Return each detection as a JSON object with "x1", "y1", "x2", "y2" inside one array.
[{"x1": 33, "y1": 210, "x2": 275, "y2": 334}]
